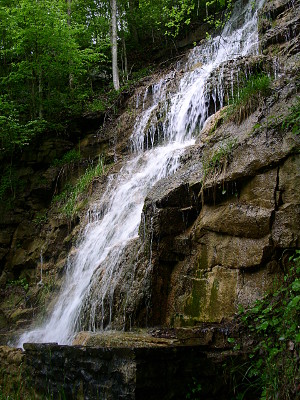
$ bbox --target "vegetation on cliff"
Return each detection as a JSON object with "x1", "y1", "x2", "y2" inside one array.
[
  {"x1": 234, "y1": 252, "x2": 300, "y2": 399},
  {"x1": 0, "y1": 0, "x2": 299, "y2": 397}
]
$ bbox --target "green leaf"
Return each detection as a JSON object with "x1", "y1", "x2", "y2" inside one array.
[
  {"x1": 268, "y1": 347, "x2": 280, "y2": 357},
  {"x1": 287, "y1": 296, "x2": 300, "y2": 309},
  {"x1": 291, "y1": 280, "x2": 300, "y2": 292},
  {"x1": 258, "y1": 321, "x2": 269, "y2": 331}
]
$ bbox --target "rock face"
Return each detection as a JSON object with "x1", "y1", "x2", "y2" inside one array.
[
  {"x1": 0, "y1": 0, "x2": 299, "y2": 357},
  {"x1": 144, "y1": 144, "x2": 299, "y2": 325},
  {"x1": 0, "y1": 99, "x2": 142, "y2": 339},
  {"x1": 0, "y1": 346, "x2": 24, "y2": 396},
  {"x1": 141, "y1": 0, "x2": 300, "y2": 327},
  {"x1": 0, "y1": 0, "x2": 299, "y2": 398},
  {"x1": 147, "y1": 151, "x2": 299, "y2": 326}
]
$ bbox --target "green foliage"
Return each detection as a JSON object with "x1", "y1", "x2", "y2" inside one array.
[
  {"x1": 159, "y1": 0, "x2": 231, "y2": 38},
  {"x1": 52, "y1": 158, "x2": 106, "y2": 219},
  {"x1": 86, "y1": 65, "x2": 152, "y2": 114},
  {"x1": 186, "y1": 378, "x2": 202, "y2": 399},
  {"x1": 205, "y1": 0, "x2": 233, "y2": 31},
  {"x1": 0, "y1": 166, "x2": 22, "y2": 204},
  {"x1": 163, "y1": 0, "x2": 195, "y2": 37},
  {"x1": 33, "y1": 211, "x2": 48, "y2": 226},
  {"x1": 0, "y1": 0, "x2": 230, "y2": 164},
  {"x1": 85, "y1": 86, "x2": 121, "y2": 114},
  {"x1": 0, "y1": 0, "x2": 107, "y2": 155},
  {"x1": 0, "y1": 164, "x2": 28, "y2": 207},
  {"x1": 226, "y1": 74, "x2": 271, "y2": 124},
  {"x1": 235, "y1": 251, "x2": 300, "y2": 399},
  {"x1": 87, "y1": 98, "x2": 108, "y2": 113},
  {"x1": 282, "y1": 97, "x2": 300, "y2": 135},
  {"x1": 202, "y1": 138, "x2": 237, "y2": 179},
  {"x1": 0, "y1": 375, "x2": 38, "y2": 400},
  {"x1": 52, "y1": 149, "x2": 81, "y2": 168},
  {"x1": 0, "y1": 96, "x2": 47, "y2": 155},
  {"x1": 7, "y1": 278, "x2": 29, "y2": 292}
]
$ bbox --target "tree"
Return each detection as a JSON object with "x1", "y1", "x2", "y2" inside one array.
[
  {"x1": 0, "y1": 0, "x2": 96, "y2": 156},
  {"x1": 110, "y1": 0, "x2": 120, "y2": 90}
]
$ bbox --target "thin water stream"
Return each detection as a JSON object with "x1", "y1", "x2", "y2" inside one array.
[{"x1": 18, "y1": 0, "x2": 263, "y2": 346}]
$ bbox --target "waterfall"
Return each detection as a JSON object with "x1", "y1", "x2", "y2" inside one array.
[{"x1": 18, "y1": 0, "x2": 263, "y2": 346}]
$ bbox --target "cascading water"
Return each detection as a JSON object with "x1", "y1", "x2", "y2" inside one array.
[{"x1": 18, "y1": 0, "x2": 264, "y2": 346}]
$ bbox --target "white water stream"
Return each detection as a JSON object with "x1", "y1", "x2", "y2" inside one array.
[{"x1": 18, "y1": 0, "x2": 263, "y2": 346}]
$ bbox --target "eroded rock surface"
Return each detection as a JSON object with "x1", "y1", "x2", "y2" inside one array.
[
  {"x1": 0, "y1": 0, "x2": 299, "y2": 349},
  {"x1": 141, "y1": 0, "x2": 300, "y2": 327}
]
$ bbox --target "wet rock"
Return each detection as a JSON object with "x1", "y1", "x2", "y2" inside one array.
[
  {"x1": 10, "y1": 308, "x2": 35, "y2": 325},
  {"x1": 194, "y1": 231, "x2": 270, "y2": 269},
  {"x1": 259, "y1": 0, "x2": 300, "y2": 51},
  {"x1": 0, "y1": 227, "x2": 14, "y2": 247},
  {"x1": 197, "y1": 203, "x2": 272, "y2": 238},
  {"x1": 204, "y1": 55, "x2": 273, "y2": 115},
  {"x1": 78, "y1": 133, "x2": 109, "y2": 160},
  {"x1": 272, "y1": 204, "x2": 300, "y2": 247},
  {"x1": 21, "y1": 138, "x2": 74, "y2": 165},
  {"x1": 278, "y1": 154, "x2": 300, "y2": 204},
  {"x1": 239, "y1": 169, "x2": 277, "y2": 209},
  {"x1": 200, "y1": 109, "x2": 225, "y2": 142},
  {"x1": 236, "y1": 265, "x2": 283, "y2": 308},
  {"x1": 0, "y1": 311, "x2": 8, "y2": 330},
  {"x1": 79, "y1": 238, "x2": 150, "y2": 331},
  {"x1": 260, "y1": 0, "x2": 294, "y2": 20},
  {"x1": 73, "y1": 331, "x2": 179, "y2": 347},
  {"x1": 0, "y1": 346, "x2": 25, "y2": 397},
  {"x1": 143, "y1": 38, "x2": 300, "y2": 326}
]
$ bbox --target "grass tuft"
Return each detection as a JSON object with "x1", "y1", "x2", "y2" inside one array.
[
  {"x1": 52, "y1": 157, "x2": 106, "y2": 220},
  {"x1": 226, "y1": 74, "x2": 271, "y2": 124},
  {"x1": 282, "y1": 96, "x2": 300, "y2": 135}
]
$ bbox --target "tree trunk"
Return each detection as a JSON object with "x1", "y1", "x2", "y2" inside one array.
[
  {"x1": 38, "y1": 70, "x2": 43, "y2": 118},
  {"x1": 110, "y1": 0, "x2": 120, "y2": 91},
  {"x1": 128, "y1": 0, "x2": 139, "y2": 44},
  {"x1": 122, "y1": 36, "x2": 128, "y2": 81},
  {"x1": 121, "y1": 17, "x2": 128, "y2": 81},
  {"x1": 66, "y1": 0, "x2": 73, "y2": 90}
]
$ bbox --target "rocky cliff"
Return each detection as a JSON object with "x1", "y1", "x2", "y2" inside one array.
[
  {"x1": 0, "y1": 0, "x2": 299, "y2": 398},
  {"x1": 145, "y1": 0, "x2": 300, "y2": 326},
  {"x1": 0, "y1": 0, "x2": 299, "y2": 345}
]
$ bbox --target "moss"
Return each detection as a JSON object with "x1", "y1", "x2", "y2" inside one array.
[
  {"x1": 185, "y1": 277, "x2": 222, "y2": 323},
  {"x1": 196, "y1": 246, "x2": 208, "y2": 274},
  {"x1": 184, "y1": 278, "x2": 206, "y2": 321},
  {"x1": 208, "y1": 279, "x2": 220, "y2": 320},
  {"x1": 182, "y1": 258, "x2": 222, "y2": 324},
  {"x1": 180, "y1": 267, "x2": 238, "y2": 325},
  {"x1": 172, "y1": 314, "x2": 190, "y2": 327}
]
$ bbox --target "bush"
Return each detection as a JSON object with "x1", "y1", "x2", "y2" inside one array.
[{"x1": 236, "y1": 251, "x2": 300, "y2": 399}]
